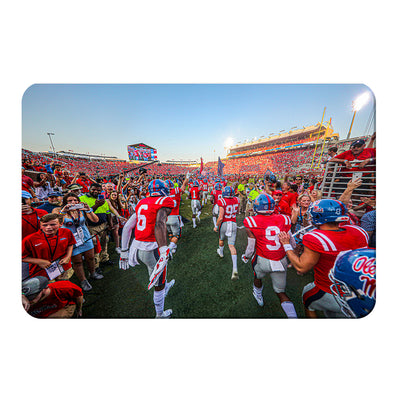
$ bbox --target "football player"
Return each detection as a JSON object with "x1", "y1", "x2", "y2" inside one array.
[
  {"x1": 201, "y1": 178, "x2": 209, "y2": 206},
  {"x1": 278, "y1": 199, "x2": 369, "y2": 318},
  {"x1": 189, "y1": 180, "x2": 202, "y2": 228},
  {"x1": 211, "y1": 182, "x2": 223, "y2": 230},
  {"x1": 119, "y1": 179, "x2": 175, "y2": 318},
  {"x1": 165, "y1": 172, "x2": 190, "y2": 254},
  {"x1": 241, "y1": 194, "x2": 297, "y2": 318},
  {"x1": 214, "y1": 186, "x2": 240, "y2": 280}
]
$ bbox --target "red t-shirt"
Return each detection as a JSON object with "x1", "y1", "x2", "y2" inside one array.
[
  {"x1": 303, "y1": 225, "x2": 369, "y2": 293},
  {"x1": 335, "y1": 148, "x2": 376, "y2": 175},
  {"x1": 22, "y1": 228, "x2": 76, "y2": 278},
  {"x1": 274, "y1": 199, "x2": 292, "y2": 216},
  {"x1": 189, "y1": 187, "x2": 201, "y2": 200},
  {"x1": 168, "y1": 187, "x2": 183, "y2": 216},
  {"x1": 281, "y1": 191, "x2": 297, "y2": 208},
  {"x1": 217, "y1": 196, "x2": 240, "y2": 222},
  {"x1": 22, "y1": 209, "x2": 48, "y2": 240},
  {"x1": 243, "y1": 214, "x2": 292, "y2": 261},
  {"x1": 76, "y1": 178, "x2": 90, "y2": 193},
  {"x1": 134, "y1": 196, "x2": 175, "y2": 242},
  {"x1": 28, "y1": 281, "x2": 83, "y2": 318}
]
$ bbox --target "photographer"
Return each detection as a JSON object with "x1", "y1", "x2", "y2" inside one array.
[
  {"x1": 57, "y1": 193, "x2": 103, "y2": 291},
  {"x1": 34, "y1": 173, "x2": 54, "y2": 201},
  {"x1": 79, "y1": 183, "x2": 114, "y2": 271}
]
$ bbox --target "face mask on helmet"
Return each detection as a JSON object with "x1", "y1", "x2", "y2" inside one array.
[
  {"x1": 222, "y1": 186, "x2": 234, "y2": 198},
  {"x1": 329, "y1": 249, "x2": 376, "y2": 318}
]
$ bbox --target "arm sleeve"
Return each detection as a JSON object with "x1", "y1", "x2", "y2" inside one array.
[
  {"x1": 244, "y1": 237, "x2": 256, "y2": 259},
  {"x1": 120, "y1": 213, "x2": 137, "y2": 251}
]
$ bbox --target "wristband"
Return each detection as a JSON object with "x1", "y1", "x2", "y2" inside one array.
[
  {"x1": 60, "y1": 211, "x2": 66, "y2": 215},
  {"x1": 284, "y1": 244, "x2": 294, "y2": 252},
  {"x1": 85, "y1": 208, "x2": 93, "y2": 213}
]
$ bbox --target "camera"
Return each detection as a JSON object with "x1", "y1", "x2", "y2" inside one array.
[
  {"x1": 98, "y1": 194, "x2": 105, "y2": 200},
  {"x1": 68, "y1": 203, "x2": 85, "y2": 210},
  {"x1": 139, "y1": 167, "x2": 147, "y2": 175}
]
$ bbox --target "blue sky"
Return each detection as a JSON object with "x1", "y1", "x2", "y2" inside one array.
[{"x1": 22, "y1": 84, "x2": 375, "y2": 163}]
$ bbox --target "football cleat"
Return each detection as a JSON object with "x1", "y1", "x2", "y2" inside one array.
[
  {"x1": 155, "y1": 309, "x2": 173, "y2": 319},
  {"x1": 231, "y1": 271, "x2": 239, "y2": 281},
  {"x1": 253, "y1": 287, "x2": 264, "y2": 306},
  {"x1": 217, "y1": 248, "x2": 224, "y2": 258}
]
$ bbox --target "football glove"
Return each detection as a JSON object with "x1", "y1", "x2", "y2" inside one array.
[
  {"x1": 119, "y1": 250, "x2": 129, "y2": 270},
  {"x1": 148, "y1": 246, "x2": 170, "y2": 290},
  {"x1": 241, "y1": 254, "x2": 249, "y2": 264}
]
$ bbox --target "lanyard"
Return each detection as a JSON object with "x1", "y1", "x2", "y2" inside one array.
[
  {"x1": 22, "y1": 210, "x2": 40, "y2": 231},
  {"x1": 42, "y1": 231, "x2": 59, "y2": 262}
]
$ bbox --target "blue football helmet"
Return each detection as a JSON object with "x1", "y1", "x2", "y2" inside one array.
[
  {"x1": 222, "y1": 186, "x2": 234, "y2": 198},
  {"x1": 214, "y1": 183, "x2": 222, "y2": 191},
  {"x1": 308, "y1": 199, "x2": 349, "y2": 225},
  {"x1": 193, "y1": 180, "x2": 199, "y2": 187},
  {"x1": 329, "y1": 248, "x2": 376, "y2": 318},
  {"x1": 165, "y1": 179, "x2": 175, "y2": 190},
  {"x1": 148, "y1": 179, "x2": 169, "y2": 197},
  {"x1": 253, "y1": 194, "x2": 275, "y2": 214}
]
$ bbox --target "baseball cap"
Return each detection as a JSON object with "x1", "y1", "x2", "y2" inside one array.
[
  {"x1": 67, "y1": 184, "x2": 82, "y2": 190},
  {"x1": 273, "y1": 190, "x2": 283, "y2": 195},
  {"x1": 350, "y1": 139, "x2": 366, "y2": 148},
  {"x1": 22, "y1": 276, "x2": 49, "y2": 300},
  {"x1": 48, "y1": 191, "x2": 62, "y2": 197},
  {"x1": 22, "y1": 190, "x2": 32, "y2": 199}
]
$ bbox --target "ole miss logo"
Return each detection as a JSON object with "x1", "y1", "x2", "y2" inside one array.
[{"x1": 352, "y1": 256, "x2": 376, "y2": 298}]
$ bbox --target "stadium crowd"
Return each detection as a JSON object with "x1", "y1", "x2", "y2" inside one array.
[{"x1": 21, "y1": 133, "x2": 376, "y2": 319}]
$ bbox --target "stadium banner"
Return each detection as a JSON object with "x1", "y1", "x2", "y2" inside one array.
[{"x1": 127, "y1": 143, "x2": 158, "y2": 161}]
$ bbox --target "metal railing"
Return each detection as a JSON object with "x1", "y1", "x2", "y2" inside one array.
[{"x1": 320, "y1": 159, "x2": 376, "y2": 205}]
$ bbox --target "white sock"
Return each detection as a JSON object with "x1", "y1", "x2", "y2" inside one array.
[
  {"x1": 193, "y1": 218, "x2": 196, "y2": 227},
  {"x1": 154, "y1": 288, "x2": 166, "y2": 316},
  {"x1": 219, "y1": 245, "x2": 224, "y2": 253},
  {"x1": 197, "y1": 211, "x2": 201, "y2": 217},
  {"x1": 213, "y1": 216, "x2": 217, "y2": 228},
  {"x1": 281, "y1": 301, "x2": 297, "y2": 318},
  {"x1": 231, "y1": 254, "x2": 238, "y2": 272}
]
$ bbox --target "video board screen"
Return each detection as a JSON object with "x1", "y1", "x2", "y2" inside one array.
[{"x1": 127, "y1": 144, "x2": 157, "y2": 161}]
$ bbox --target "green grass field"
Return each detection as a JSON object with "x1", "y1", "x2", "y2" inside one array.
[{"x1": 73, "y1": 194, "x2": 318, "y2": 318}]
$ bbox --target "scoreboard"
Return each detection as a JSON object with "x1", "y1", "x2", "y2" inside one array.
[{"x1": 127, "y1": 143, "x2": 157, "y2": 161}]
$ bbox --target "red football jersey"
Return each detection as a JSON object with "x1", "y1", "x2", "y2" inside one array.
[
  {"x1": 22, "y1": 228, "x2": 76, "y2": 278},
  {"x1": 201, "y1": 181, "x2": 208, "y2": 191},
  {"x1": 28, "y1": 281, "x2": 83, "y2": 318},
  {"x1": 211, "y1": 189, "x2": 223, "y2": 203},
  {"x1": 217, "y1": 196, "x2": 240, "y2": 222},
  {"x1": 22, "y1": 209, "x2": 48, "y2": 240},
  {"x1": 189, "y1": 187, "x2": 201, "y2": 200},
  {"x1": 135, "y1": 196, "x2": 175, "y2": 242},
  {"x1": 168, "y1": 187, "x2": 182, "y2": 216},
  {"x1": 243, "y1": 214, "x2": 292, "y2": 261},
  {"x1": 303, "y1": 225, "x2": 369, "y2": 293}
]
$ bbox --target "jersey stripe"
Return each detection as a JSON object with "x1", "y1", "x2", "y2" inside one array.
[
  {"x1": 245, "y1": 217, "x2": 253, "y2": 228},
  {"x1": 249, "y1": 216, "x2": 257, "y2": 227},
  {"x1": 313, "y1": 231, "x2": 337, "y2": 251},
  {"x1": 307, "y1": 232, "x2": 330, "y2": 252},
  {"x1": 155, "y1": 197, "x2": 161, "y2": 205}
]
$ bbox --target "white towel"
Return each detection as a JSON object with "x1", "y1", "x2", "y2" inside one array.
[{"x1": 270, "y1": 260, "x2": 285, "y2": 272}]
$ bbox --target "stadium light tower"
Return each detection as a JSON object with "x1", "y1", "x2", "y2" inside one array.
[
  {"x1": 346, "y1": 92, "x2": 370, "y2": 140},
  {"x1": 46, "y1": 132, "x2": 56, "y2": 158}
]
